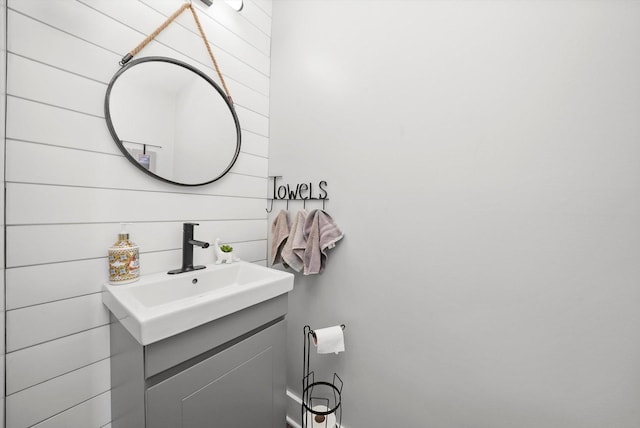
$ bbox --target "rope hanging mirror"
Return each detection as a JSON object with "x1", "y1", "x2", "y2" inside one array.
[
  {"x1": 104, "y1": 2, "x2": 241, "y2": 187},
  {"x1": 120, "y1": 2, "x2": 233, "y2": 104}
]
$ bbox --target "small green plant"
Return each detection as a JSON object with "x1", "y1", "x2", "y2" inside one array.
[{"x1": 220, "y1": 244, "x2": 233, "y2": 253}]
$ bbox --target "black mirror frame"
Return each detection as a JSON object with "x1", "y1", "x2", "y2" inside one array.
[{"x1": 104, "y1": 56, "x2": 241, "y2": 187}]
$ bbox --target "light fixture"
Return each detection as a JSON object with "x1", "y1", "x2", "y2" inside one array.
[{"x1": 226, "y1": 0, "x2": 244, "y2": 11}]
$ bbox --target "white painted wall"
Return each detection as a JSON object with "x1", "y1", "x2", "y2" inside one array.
[
  {"x1": 4, "y1": 0, "x2": 271, "y2": 426},
  {"x1": 270, "y1": 1, "x2": 640, "y2": 427}
]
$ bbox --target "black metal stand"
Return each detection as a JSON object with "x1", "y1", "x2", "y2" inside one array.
[{"x1": 302, "y1": 325, "x2": 344, "y2": 428}]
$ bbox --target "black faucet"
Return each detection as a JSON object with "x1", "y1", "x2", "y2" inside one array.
[{"x1": 168, "y1": 223, "x2": 210, "y2": 274}]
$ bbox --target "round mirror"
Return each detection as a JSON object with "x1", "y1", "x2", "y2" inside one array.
[{"x1": 104, "y1": 56, "x2": 241, "y2": 186}]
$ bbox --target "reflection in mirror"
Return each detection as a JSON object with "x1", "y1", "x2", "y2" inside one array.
[{"x1": 105, "y1": 57, "x2": 241, "y2": 186}]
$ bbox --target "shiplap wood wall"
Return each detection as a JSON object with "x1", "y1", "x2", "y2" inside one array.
[
  {"x1": 1, "y1": 0, "x2": 6, "y2": 427},
  {"x1": 4, "y1": 0, "x2": 272, "y2": 426}
]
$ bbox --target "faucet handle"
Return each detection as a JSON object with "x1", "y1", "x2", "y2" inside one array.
[{"x1": 183, "y1": 222, "x2": 200, "y2": 230}]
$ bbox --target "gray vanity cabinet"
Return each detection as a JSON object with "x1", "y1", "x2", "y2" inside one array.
[
  {"x1": 147, "y1": 322, "x2": 284, "y2": 427},
  {"x1": 110, "y1": 294, "x2": 288, "y2": 428}
]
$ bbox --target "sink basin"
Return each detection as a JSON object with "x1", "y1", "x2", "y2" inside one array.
[{"x1": 102, "y1": 261, "x2": 294, "y2": 345}]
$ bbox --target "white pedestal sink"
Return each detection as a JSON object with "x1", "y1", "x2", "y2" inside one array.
[{"x1": 102, "y1": 261, "x2": 294, "y2": 345}]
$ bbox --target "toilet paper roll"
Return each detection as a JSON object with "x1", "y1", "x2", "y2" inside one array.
[
  {"x1": 313, "y1": 325, "x2": 345, "y2": 354},
  {"x1": 305, "y1": 405, "x2": 337, "y2": 428}
]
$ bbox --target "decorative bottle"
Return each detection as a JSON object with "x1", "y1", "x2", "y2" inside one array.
[{"x1": 108, "y1": 223, "x2": 140, "y2": 284}]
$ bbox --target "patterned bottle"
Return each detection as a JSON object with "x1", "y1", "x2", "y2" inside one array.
[{"x1": 108, "y1": 223, "x2": 140, "y2": 284}]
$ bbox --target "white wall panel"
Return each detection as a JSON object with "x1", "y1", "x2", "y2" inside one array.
[
  {"x1": 6, "y1": 97, "x2": 117, "y2": 154},
  {"x1": 186, "y1": 0, "x2": 271, "y2": 56},
  {"x1": 6, "y1": 359, "x2": 110, "y2": 428},
  {"x1": 242, "y1": 0, "x2": 272, "y2": 36},
  {"x1": 242, "y1": 129, "x2": 269, "y2": 158},
  {"x1": 10, "y1": 3, "x2": 270, "y2": 119},
  {"x1": 1, "y1": 1, "x2": 7, "y2": 426},
  {"x1": 6, "y1": 326, "x2": 110, "y2": 394},
  {"x1": 128, "y1": 36, "x2": 270, "y2": 97},
  {"x1": 6, "y1": 258, "x2": 107, "y2": 310},
  {"x1": 4, "y1": 0, "x2": 272, "y2": 425},
  {"x1": 7, "y1": 220, "x2": 265, "y2": 268},
  {"x1": 5, "y1": 142, "x2": 267, "y2": 196},
  {"x1": 138, "y1": 0, "x2": 271, "y2": 69},
  {"x1": 236, "y1": 104, "x2": 269, "y2": 136},
  {"x1": 233, "y1": 152, "x2": 269, "y2": 177},
  {"x1": 10, "y1": 0, "x2": 143, "y2": 56},
  {"x1": 0, "y1": 274, "x2": 5, "y2": 327},
  {"x1": 226, "y1": 79, "x2": 270, "y2": 116},
  {"x1": 31, "y1": 392, "x2": 111, "y2": 428},
  {"x1": 100, "y1": 37, "x2": 271, "y2": 108},
  {"x1": 8, "y1": 9, "x2": 118, "y2": 83},
  {"x1": 7, "y1": 54, "x2": 105, "y2": 116},
  {"x1": 80, "y1": 0, "x2": 270, "y2": 91},
  {"x1": 5, "y1": 140, "x2": 135, "y2": 186},
  {"x1": 11, "y1": 1, "x2": 270, "y2": 102},
  {"x1": 251, "y1": 0, "x2": 272, "y2": 18},
  {"x1": 6, "y1": 183, "x2": 265, "y2": 226},
  {"x1": 6, "y1": 293, "x2": 109, "y2": 352}
]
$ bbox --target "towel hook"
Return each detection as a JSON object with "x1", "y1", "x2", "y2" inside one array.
[
  {"x1": 303, "y1": 199, "x2": 307, "y2": 209},
  {"x1": 322, "y1": 199, "x2": 326, "y2": 210},
  {"x1": 286, "y1": 199, "x2": 289, "y2": 210},
  {"x1": 265, "y1": 199, "x2": 274, "y2": 213}
]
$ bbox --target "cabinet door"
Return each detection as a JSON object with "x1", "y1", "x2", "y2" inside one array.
[{"x1": 146, "y1": 321, "x2": 286, "y2": 428}]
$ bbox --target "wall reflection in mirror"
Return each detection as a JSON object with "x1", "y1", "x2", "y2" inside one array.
[{"x1": 105, "y1": 57, "x2": 241, "y2": 186}]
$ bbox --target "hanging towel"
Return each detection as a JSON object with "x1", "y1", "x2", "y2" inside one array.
[
  {"x1": 281, "y1": 209, "x2": 308, "y2": 272},
  {"x1": 270, "y1": 209, "x2": 289, "y2": 266},
  {"x1": 303, "y1": 209, "x2": 344, "y2": 275}
]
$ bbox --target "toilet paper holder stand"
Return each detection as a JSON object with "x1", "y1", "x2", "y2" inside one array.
[
  {"x1": 302, "y1": 325, "x2": 345, "y2": 428},
  {"x1": 309, "y1": 324, "x2": 346, "y2": 344}
]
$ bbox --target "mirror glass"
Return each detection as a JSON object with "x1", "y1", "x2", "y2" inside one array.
[{"x1": 105, "y1": 57, "x2": 241, "y2": 186}]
